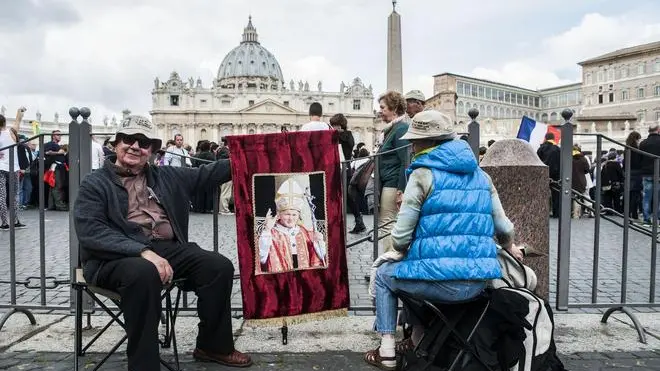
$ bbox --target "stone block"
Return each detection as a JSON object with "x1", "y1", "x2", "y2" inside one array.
[{"x1": 480, "y1": 139, "x2": 550, "y2": 300}]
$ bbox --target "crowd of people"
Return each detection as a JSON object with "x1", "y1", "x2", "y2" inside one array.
[{"x1": 536, "y1": 126, "x2": 660, "y2": 225}]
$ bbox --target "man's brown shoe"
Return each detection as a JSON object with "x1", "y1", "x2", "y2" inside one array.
[{"x1": 193, "y1": 348, "x2": 253, "y2": 368}]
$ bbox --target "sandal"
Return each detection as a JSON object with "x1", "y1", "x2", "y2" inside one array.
[
  {"x1": 395, "y1": 337, "x2": 414, "y2": 354},
  {"x1": 364, "y1": 347, "x2": 397, "y2": 370}
]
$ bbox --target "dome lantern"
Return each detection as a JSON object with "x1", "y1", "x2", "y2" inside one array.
[{"x1": 242, "y1": 15, "x2": 259, "y2": 44}]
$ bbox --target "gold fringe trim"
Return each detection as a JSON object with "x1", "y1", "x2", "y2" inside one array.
[{"x1": 244, "y1": 308, "x2": 348, "y2": 328}]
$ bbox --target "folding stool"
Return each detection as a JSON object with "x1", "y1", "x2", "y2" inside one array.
[
  {"x1": 72, "y1": 268, "x2": 184, "y2": 371},
  {"x1": 397, "y1": 291, "x2": 495, "y2": 371}
]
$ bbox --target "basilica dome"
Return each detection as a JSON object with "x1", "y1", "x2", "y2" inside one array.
[{"x1": 217, "y1": 16, "x2": 284, "y2": 85}]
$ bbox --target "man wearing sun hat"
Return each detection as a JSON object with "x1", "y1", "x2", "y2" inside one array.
[
  {"x1": 73, "y1": 115, "x2": 252, "y2": 370},
  {"x1": 404, "y1": 89, "x2": 426, "y2": 118},
  {"x1": 364, "y1": 110, "x2": 521, "y2": 369}
]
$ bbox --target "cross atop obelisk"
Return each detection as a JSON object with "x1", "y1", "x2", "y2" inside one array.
[{"x1": 387, "y1": 0, "x2": 403, "y2": 93}]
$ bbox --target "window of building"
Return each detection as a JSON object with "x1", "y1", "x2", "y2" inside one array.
[
  {"x1": 597, "y1": 71, "x2": 604, "y2": 82},
  {"x1": 478, "y1": 86, "x2": 485, "y2": 98},
  {"x1": 522, "y1": 95, "x2": 528, "y2": 106},
  {"x1": 248, "y1": 100, "x2": 255, "y2": 106},
  {"x1": 559, "y1": 94, "x2": 567, "y2": 106},
  {"x1": 655, "y1": 85, "x2": 660, "y2": 96},
  {"x1": 607, "y1": 69, "x2": 614, "y2": 81},
  {"x1": 221, "y1": 99, "x2": 231, "y2": 107},
  {"x1": 586, "y1": 73, "x2": 592, "y2": 85},
  {"x1": 169, "y1": 95, "x2": 179, "y2": 106},
  {"x1": 638, "y1": 111, "x2": 645, "y2": 122},
  {"x1": 622, "y1": 90, "x2": 629, "y2": 100},
  {"x1": 621, "y1": 67, "x2": 628, "y2": 79},
  {"x1": 637, "y1": 88, "x2": 645, "y2": 98},
  {"x1": 550, "y1": 112, "x2": 557, "y2": 121},
  {"x1": 498, "y1": 90, "x2": 505, "y2": 102},
  {"x1": 283, "y1": 101, "x2": 289, "y2": 106},
  {"x1": 353, "y1": 99, "x2": 361, "y2": 110},
  {"x1": 505, "y1": 92, "x2": 511, "y2": 103},
  {"x1": 457, "y1": 101, "x2": 464, "y2": 114},
  {"x1": 485, "y1": 87, "x2": 492, "y2": 100},
  {"x1": 609, "y1": 92, "x2": 614, "y2": 103},
  {"x1": 655, "y1": 61, "x2": 660, "y2": 73},
  {"x1": 516, "y1": 94, "x2": 522, "y2": 105},
  {"x1": 656, "y1": 111, "x2": 660, "y2": 121},
  {"x1": 534, "y1": 97, "x2": 540, "y2": 108},
  {"x1": 471, "y1": 85, "x2": 478, "y2": 97},
  {"x1": 598, "y1": 94, "x2": 603, "y2": 104},
  {"x1": 200, "y1": 99, "x2": 207, "y2": 103},
  {"x1": 457, "y1": 82, "x2": 464, "y2": 95},
  {"x1": 638, "y1": 63, "x2": 646, "y2": 75}
]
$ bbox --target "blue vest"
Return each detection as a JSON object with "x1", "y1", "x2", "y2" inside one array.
[{"x1": 393, "y1": 140, "x2": 502, "y2": 281}]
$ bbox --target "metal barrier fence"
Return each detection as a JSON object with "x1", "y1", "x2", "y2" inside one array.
[
  {"x1": 554, "y1": 110, "x2": 660, "y2": 343},
  {"x1": 0, "y1": 107, "x2": 479, "y2": 328}
]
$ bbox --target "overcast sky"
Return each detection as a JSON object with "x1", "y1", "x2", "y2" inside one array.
[{"x1": 1, "y1": 0, "x2": 660, "y2": 124}]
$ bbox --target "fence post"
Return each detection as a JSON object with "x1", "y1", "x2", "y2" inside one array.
[
  {"x1": 556, "y1": 109, "x2": 574, "y2": 311},
  {"x1": 68, "y1": 107, "x2": 94, "y2": 313},
  {"x1": 467, "y1": 108, "x2": 480, "y2": 160},
  {"x1": 341, "y1": 161, "x2": 349, "y2": 245},
  {"x1": 372, "y1": 155, "x2": 381, "y2": 261}
]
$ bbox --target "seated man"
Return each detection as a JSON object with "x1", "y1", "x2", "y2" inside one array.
[
  {"x1": 73, "y1": 115, "x2": 252, "y2": 371},
  {"x1": 365, "y1": 110, "x2": 523, "y2": 370}
]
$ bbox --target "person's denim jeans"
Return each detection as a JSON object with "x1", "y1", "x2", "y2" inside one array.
[
  {"x1": 373, "y1": 262, "x2": 486, "y2": 334},
  {"x1": 642, "y1": 177, "x2": 660, "y2": 222},
  {"x1": 19, "y1": 174, "x2": 32, "y2": 206}
]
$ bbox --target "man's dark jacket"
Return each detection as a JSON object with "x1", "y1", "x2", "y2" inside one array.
[
  {"x1": 73, "y1": 158, "x2": 231, "y2": 284},
  {"x1": 536, "y1": 141, "x2": 561, "y2": 180},
  {"x1": 639, "y1": 133, "x2": 660, "y2": 176}
]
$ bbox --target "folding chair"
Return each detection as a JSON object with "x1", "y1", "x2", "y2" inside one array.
[
  {"x1": 397, "y1": 291, "x2": 495, "y2": 371},
  {"x1": 72, "y1": 268, "x2": 184, "y2": 371}
]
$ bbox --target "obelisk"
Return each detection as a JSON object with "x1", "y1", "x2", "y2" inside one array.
[{"x1": 387, "y1": 0, "x2": 403, "y2": 93}]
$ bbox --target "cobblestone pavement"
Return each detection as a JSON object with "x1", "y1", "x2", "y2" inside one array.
[
  {"x1": 1, "y1": 350, "x2": 660, "y2": 370},
  {"x1": 1, "y1": 210, "x2": 660, "y2": 314}
]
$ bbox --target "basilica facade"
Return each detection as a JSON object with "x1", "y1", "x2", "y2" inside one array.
[{"x1": 150, "y1": 17, "x2": 376, "y2": 148}]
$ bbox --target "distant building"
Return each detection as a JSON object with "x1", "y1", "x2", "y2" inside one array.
[
  {"x1": 150, "y1": 17, "x2": 377, "y2": 149},
  {"x1": 426, "y1": 40, "x2": 660, "y2": 151}
]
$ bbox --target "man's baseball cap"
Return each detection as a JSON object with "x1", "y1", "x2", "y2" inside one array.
[
  {"x1": 110, "y1": 115, "x2": 162, "y2": 149},
  {"x1": 404, "y1": 90, "x2": 426, "y2": 102}
]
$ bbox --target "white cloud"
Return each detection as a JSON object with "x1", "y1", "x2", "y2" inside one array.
[
  {"x1": 469, "y1": 12, "x2": 660, "y2": 90},
  {"x1": 471, "y1": 63, "x2": 575, "y2": 90}
]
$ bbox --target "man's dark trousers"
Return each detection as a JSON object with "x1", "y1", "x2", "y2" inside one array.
[{"x1": 95, "y1": 241, "x2": 235, "y2": 371}]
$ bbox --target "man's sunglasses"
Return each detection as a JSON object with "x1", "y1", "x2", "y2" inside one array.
[{"x1": 117, "y1": 133, "x2": 153, "y2": 149}]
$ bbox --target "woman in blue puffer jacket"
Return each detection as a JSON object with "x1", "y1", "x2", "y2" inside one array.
[{"x1": 364, "y1": 110, "x2": 523, "y2": 370}]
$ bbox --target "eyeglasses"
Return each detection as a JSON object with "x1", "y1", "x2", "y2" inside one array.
[{"x1": 118, "y1": 133, "x2": 153, "y2": 149}]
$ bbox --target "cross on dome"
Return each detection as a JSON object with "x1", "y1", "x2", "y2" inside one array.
[{"x1": 242, "y1": 15, "x2": 259, "y2": 44}]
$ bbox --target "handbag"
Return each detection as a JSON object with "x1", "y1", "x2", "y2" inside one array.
[{"x1": 349, "y1": 159, "x2": 375, "y2": 193}]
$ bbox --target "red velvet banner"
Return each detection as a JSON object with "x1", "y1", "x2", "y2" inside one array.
[{"x1": 226, "y1": 130, "x2": 349, "y2": 321}]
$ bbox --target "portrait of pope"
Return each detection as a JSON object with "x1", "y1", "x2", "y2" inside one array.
[{"x1": 256, "y1": 176, "x2": 327, "y2": 274}]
